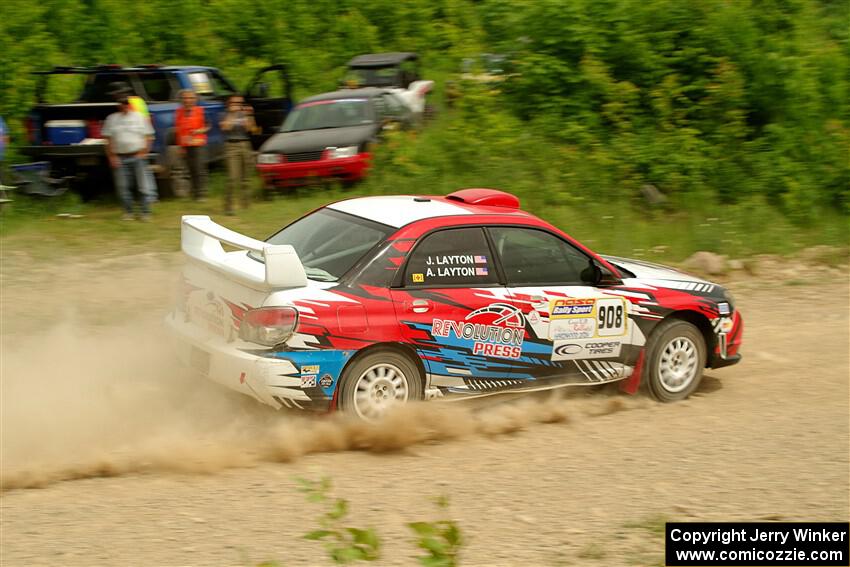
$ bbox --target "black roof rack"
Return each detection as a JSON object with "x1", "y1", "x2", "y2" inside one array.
[
  {"x1": 347, "y1": 52, "x2": 418, "y2": 68},
  {"x1": 31, "y1": 64, "x2": 181, "y2": 75}
]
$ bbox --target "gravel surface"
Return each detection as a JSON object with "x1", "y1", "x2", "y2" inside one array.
[{"x1": 1, "y1": 257, "x2": 847, "y2": 566}]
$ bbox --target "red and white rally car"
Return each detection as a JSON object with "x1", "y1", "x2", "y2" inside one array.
[{"x1": 166, "y1": 189, "x2": 742, "y2": 420}]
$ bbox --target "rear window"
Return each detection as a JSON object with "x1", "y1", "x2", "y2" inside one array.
[
  {"x1": 257, "y1": 209, "x2": 394, "y2": 282},
  {"x1": 281, "y1": 99, "x2": 373, "y2": 132},
  {"x1": 139, "y1": 73, "x2": 177, "y2": 102},
  {"x1": 81, "y1": 73, "x2": 133, "y2": 102}
]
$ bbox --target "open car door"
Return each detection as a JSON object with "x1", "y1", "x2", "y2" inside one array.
[{"x1": 244, "y1": 64, "x2": 293, "y2": 148}]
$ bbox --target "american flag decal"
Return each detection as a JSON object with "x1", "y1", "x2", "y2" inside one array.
[
  {"x1": 474, "y1": 255, "x2": 487, "y2": 264},
  {"x1": 476, "y1": 267, "x2": 489, "y2": 276}
]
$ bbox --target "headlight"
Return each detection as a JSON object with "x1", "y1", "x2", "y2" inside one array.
[
  {"x1": 327, "y1": 145, "x2": 358, "y2": 159},
  {"x1": 719, "y1": 289, "x2": 735, "y2": 315},
  {"x1": 257, "y1": 153, "x2": 282, "y2": 164}
]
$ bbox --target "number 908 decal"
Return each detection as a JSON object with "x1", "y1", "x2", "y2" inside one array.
[{"x1": 596, "y1": 297, "x2": 626, "y2": 337}]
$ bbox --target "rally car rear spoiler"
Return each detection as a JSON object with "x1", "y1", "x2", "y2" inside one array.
[{"x1": 181, "y1": 215, "x2": 307, "y2": 290}]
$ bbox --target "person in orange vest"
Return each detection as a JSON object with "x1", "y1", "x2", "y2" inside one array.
[{"x1": 174, "y1": 89, "x2": 209, "y2": 200}]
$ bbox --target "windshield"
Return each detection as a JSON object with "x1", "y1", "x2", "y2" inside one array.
[
  {"x1": 281, "y1": 99, "x2": 372, "y2": 132},
  {"x1": 346, "y1": 67, "x2": 399, "y2": 87},
  {"x1": 254, "y1": 209, "x2": 393, "y2": 282}
]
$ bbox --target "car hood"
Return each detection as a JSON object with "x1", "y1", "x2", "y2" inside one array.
[
  {"x1": 260, "y1": 125, "x2": 376, "y2": 154},
  {"x1": 602, "y1": 255, "x2": 717, "y2": 291}
]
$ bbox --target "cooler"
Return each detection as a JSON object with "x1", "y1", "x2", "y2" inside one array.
[{"x1": 45, "y1": 120, "x2": 87, "y2": 145}]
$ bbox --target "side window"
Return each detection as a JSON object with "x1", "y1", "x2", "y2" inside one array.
[
  {"x1": 138, "y1": 73, "x2": 177, "y2": 102},
  {"x1": 382, "y1": 94, "x2": 402, "y2": 117},
  {"x1": 248, "y1": 68, "x2": 286, "y2": 99},
  {"x1": 405, "y1": 228, "x2": 498, "y2": 287},
  {"x1": 209, "y1": 70, "x2": 236, "y2": 99},
  {"x1": 489, "y1": 227, "x2": 591, "y2": 285},
  {"x1": 398, "y1": 60, "x2": 420, "y2": 87},
  {"x1": 187, "y1": 72, "x2": 214, "y2": 96},
  {"x1": 372, "y1": 96, "x2": 387, "y2": 122}
]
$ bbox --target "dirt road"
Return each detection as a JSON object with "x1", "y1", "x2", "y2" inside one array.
[{"x1": 1, "y1": 255, "x2": 848, "y2": 566}]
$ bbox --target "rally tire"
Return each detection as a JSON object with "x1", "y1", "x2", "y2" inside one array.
[
  {"x1": 338, "y1": 349, "x2": 423, "y2": 421},
  {"x1": 644, "y1": 319, "x2": 706, "y2": 402}
]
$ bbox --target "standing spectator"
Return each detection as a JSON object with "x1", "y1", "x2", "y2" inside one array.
[
  {"x1": 0, "y1": 116, "x2": 8, "y2": 187},
  {"x1": 174, "y1": 89, "x2": 208, "y2": 201},
  {"x1": 0, "y1": 116, "x2": 8, "y2": 164},
  {"x1": 109, "y1": 82, "x2": 158, "y2": 201},
  {"x1": 220, "y1": 95, "x2": 257, "y2": 215},
  {"x1": 102, "y1": 92, "x2": 155, "y2": 220}
]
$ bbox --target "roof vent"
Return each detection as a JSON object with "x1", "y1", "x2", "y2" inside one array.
[{"x1": 445, "y1": 188, "x2": 520, "y2": 209}]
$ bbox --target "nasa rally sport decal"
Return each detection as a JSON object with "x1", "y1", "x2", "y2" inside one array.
[
  {"x1": 431, "y1": 303, "x2": 525, "y2": 360},
  {"x1": 551, "y1": 339, "x2": 622, "y2": 361}
]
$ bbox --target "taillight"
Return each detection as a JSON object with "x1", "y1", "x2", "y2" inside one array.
[
  {"x1": 24, "y1": 116, "x2": 36, "y2": 144},
  {"x1": 87, "y1": 119, "x2": 103, "y2": 139},
  {"x1": 239, "y1": 307, "x2": 298, "y2": 346}
]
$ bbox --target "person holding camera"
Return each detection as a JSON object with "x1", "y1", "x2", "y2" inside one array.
[{"x1": 220, "y1": 95, "x2": 258, "y2": 215}]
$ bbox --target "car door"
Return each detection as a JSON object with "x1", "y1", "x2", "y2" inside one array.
[
  {"x1": 380, "y1": 93, "x2": 411, "y2": 129},
  {"x1": 244, "y1": 64, "x2": 293, "y2": 148},
  {"x1": 389, "y1": 227, "x2": 522, "y2": 395},
  {"x1": 487, "y1": 226, "x2": 634, "y2": 385}
]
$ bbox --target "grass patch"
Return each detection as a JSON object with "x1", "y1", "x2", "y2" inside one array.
[
  {"x1": 2, "y1": 173, "x2": 845, "y2": 266},
  {"x1": 623, "y1": 514, "x2": 669, "y2": 536}
]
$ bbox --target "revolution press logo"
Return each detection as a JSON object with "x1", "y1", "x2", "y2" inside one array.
[{"x1": 431, "y1": 303, "x2": 526, "y2": 359}]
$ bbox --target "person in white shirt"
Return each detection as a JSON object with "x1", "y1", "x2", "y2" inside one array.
[{"x1": 102, "y1": 91, "x2": 155, "y2": 220}]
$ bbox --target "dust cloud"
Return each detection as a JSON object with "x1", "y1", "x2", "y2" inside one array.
[{"x1": 1, "y1": 262, "x2": 641, "y2": 492}]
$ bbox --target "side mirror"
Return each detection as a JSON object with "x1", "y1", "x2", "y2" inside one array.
[{"x1": 580, "y1": 261, "x2": 603, "y2": 286}]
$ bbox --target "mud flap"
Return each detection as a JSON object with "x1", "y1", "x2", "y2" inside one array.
[{"x1": 619, "y1": 350, "x2": 644, "y2": 395}]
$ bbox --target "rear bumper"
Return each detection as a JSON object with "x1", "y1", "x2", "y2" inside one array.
[
  {"x1": 165, "y1": 311, "x2": 330, "y2": 411},
  {"x1": 257, "y1": 153, "x2": 370, "y2": 187}
]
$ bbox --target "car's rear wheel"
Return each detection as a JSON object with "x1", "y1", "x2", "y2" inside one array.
[
  {"x1": 338, "y1": 349, "x2": 423, "y2": 421},
  {"x1": 645, "y1": 319, "x2": 706, "y2": 402}
]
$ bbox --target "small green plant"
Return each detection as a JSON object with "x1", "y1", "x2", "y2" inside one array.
[
  {"x1": 296, "y1": 477, "x2": 381, "y2": 564},
  {"x1": 407, "y1": 495, "x2": 464, "y2": 567}
]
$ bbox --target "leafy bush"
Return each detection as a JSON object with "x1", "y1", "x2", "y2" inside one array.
[
  {"x1": 407, "y1": 496, "x2": 464, "y2": 567},
  {"x1": 296, "y1": 477, "x2": 381, "y2": 564}
]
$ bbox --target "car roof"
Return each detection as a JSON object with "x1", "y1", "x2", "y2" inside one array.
[
  {"x1": 347, "y1": 52, "x2": 418, "y2": 68},
  {"x1": 327, "y1": 194, "x2": 531, "y2": 229},
  {"x1": 300, "y1": 87, "x2": 389, "y2": 104},
  {"x1": 32, "y1": 65, "x2": 217, "y2": 75}
]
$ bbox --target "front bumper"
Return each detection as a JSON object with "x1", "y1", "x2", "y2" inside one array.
[
  {"x1": 709, "y1": 310, "x2": 743, "y2": 369},
  {"x1": 165, "y1": 311, "x2": 330, "y2": 411},
  {"x1": 257, "y1": 153, "x2": 370, "y2": 187},
  {"x1": 709, "y1": 353, "x2": 742, "y2": 369}
]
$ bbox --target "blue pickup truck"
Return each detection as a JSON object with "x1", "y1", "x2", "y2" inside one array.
[{"x1": 21, "y1": 64, "x2": 292, "y2": 198}]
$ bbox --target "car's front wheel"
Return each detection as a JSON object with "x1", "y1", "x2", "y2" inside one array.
[
  {"x1": 338, "y1": 349, "x2": 423, "y2": 421},
  {"x1": 645, "y1": 319, "x2": 706, "y2": 402}
]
